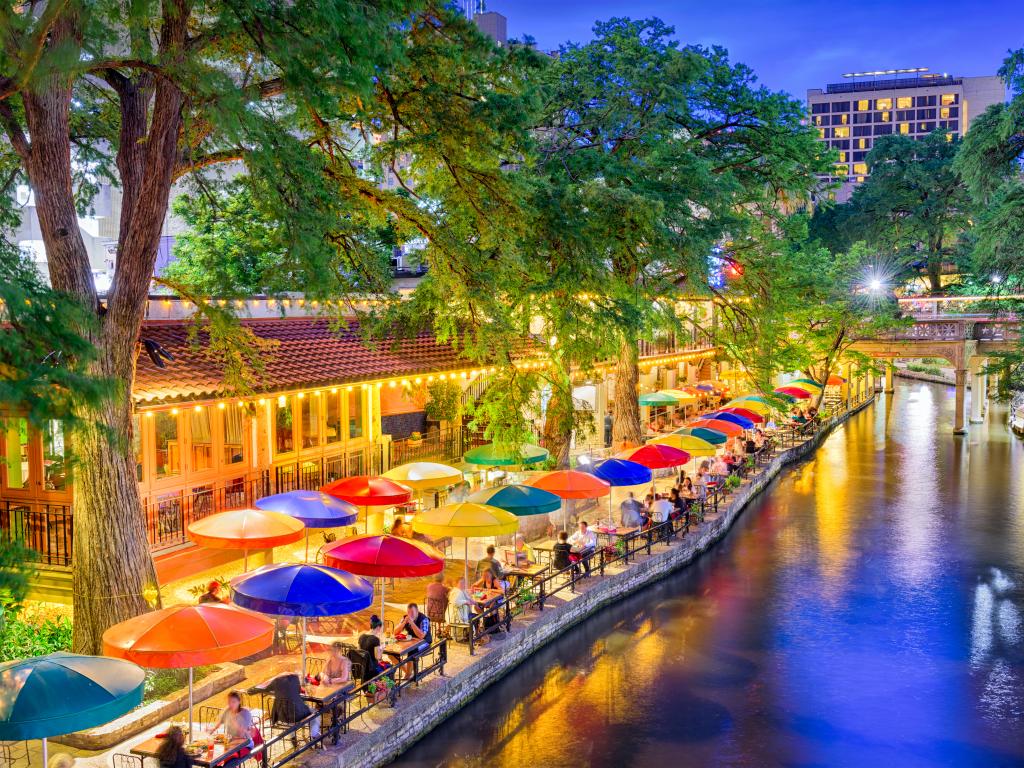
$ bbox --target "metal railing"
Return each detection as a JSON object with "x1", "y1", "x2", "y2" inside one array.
[{"x1": 0, "y1": 501, "x2": 73, "y2": 566}]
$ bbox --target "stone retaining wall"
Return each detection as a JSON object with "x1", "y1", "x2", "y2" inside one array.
[{"x1": 310, "y1": 398, "x2": 875, "y2": 768}]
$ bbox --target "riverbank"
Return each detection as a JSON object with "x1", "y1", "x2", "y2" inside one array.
[{"x1": 303, "y1": 395, "x2": 876, "y2": 768}]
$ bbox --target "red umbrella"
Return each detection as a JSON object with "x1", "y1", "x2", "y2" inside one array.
[
  {"x1": 323, "y1": 534, "x2": 444, "y2": 617},
  {"x1": 187, "y1": 508, "x2": 305, "y2": 570},
  {"x1": 827, "y1": 374, "x2": 846, "y2": 386},
  {"x1": 774, "y1": 386, "x2": 813, "y2": 399},
  {"x1": 689, "y1": 418, "x2": 745, "y2": 437},
  {"x1": 103, "y1": 604, "x2": 273, "y2": 737},
  {"x1": 614, "y1": 443, "x2": 691, "y2": 468},
  {"x1": 321, "y1": 475, "x2": 413, "y2": 533},
  {"x1": 718, "y1": 407, "x2": 765, "y2": 424}
]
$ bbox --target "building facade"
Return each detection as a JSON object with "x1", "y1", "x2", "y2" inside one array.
[{"x1": 807, "y1": 69, "x2": 1004, "y2": 202}]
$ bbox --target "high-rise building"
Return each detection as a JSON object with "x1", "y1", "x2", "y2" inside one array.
[
  {"x1": 807, "y1": 68, "x2": 1004, "y2": 201},
  {"x1": 473, "y1": 11, "x2": 508, "y2": 46}
]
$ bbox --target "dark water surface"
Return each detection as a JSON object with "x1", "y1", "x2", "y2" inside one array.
[{"x1": 389, "y1": 382, "x2": 1024, "y2": 767}]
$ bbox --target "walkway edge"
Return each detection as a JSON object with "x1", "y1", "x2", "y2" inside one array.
[{"x1": 311, "y1": 397, "x2": 875, "y2": 768}]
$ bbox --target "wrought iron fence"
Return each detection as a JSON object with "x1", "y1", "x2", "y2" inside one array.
[{"x1": 0, "y1": 501, "x2": 73, "y2": 566}]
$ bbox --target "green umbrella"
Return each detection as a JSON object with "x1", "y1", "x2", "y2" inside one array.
[
  {"x1": 638, "y1": 392, "x2": 679, "y2": 406},
  {"x1": 463, "y1": 442, "x2": 549, "y2": 466},
  {"x1": 0, "y1": 653, "x2": 145, "y2": 764}
]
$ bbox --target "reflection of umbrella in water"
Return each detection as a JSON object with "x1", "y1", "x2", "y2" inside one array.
[
  {"x1": 0, "y1": 653, "x2": 146, "y2": 765},
  {"x1": 254, "y1": 491, "x2": 358, "y2": 560}
]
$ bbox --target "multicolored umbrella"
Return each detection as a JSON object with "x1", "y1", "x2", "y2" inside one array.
[
  {"x1": 673, "y1": 426, "x2": 728, "y2": 445},
  {"x1": 706, "y1": 411, "x2": 755, "y2": 429},
  {"x1": 718, "y1": 407, "x2": 766, "y2": 424},
  {"x1": 254, "y1": 491, "x2": 359, "y2": 560},
  {"x1": 467, "y1": 484, "x2": 562, "y2": 517},
  {"x1": 231, "y1": 563, "x2": 373, "y2": 676},
  {"x1": 463, "y1": 442, "x2": 549, "y2": 467},
  {"x1": 724, "y1": 398, "x2": 773, "y2": 415},
  {"x1": 103, "y1": 604, "x2": 274, "y2": 737},
  {"x1": 689, "y1": 418, "x2": 745, "y2": 437},
  {"x1": 649, "y1": 433, "x2": 719, "y2": 457},
  {"x1": 591, "y1": 459, "x2": 653, "y2": 486},
  {"x1": 382, "y1": 462, "x2": 463, "y2": 491},
  {"x1": 657, "y1": 389, "x2": 699, "y2": 404},
  {"x1": 0, "y1": 653, "x2": 145, "y2": 764},
  {"x1": 614, "y1": 443, "x2": 691, "y2": 469},
  {"x1": 323, "y1": 534, "x2": 445, "y2": 619},
  {"x1": 694, "y1": 384, "x2": 715, "y2": 392},
  {"x1": 321, "y1": 475, "x2": 414, "y2": 534},
  {"x1": 774, "y1": 386, "x2": 813, "y2": 400},
  {"x1": 412, "y1": 502, "x2": 519, "y2": 584},
  {"x1": 791, "y1": 378, "x2": 824, "y2": 390},
  {"x1": 638, "y1": 391, "x2": 679, "y2": 406},
  {"x1": 187, "y1": 508, "x2": 305, "y2": 570}
]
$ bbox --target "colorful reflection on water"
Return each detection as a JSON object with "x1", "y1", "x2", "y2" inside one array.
[{"x1": 390, "y1": 382, "x2": 1024, "y2": 767}]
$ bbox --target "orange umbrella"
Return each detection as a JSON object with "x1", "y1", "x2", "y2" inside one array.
[
  {"x1": 102, "y1": 604, "x2": 274, "y2": 737},
  {"x1": 689, "y1": 418, "x2": 745, "y2": 437},
  {"x1": 528, "y1": 470, "x2": 610, "y2": 532},
  {"x1": 827, "y1": 374, "x2": 846, "y2": 386},
  {"x1": 187, "y1": 508, "x2": 305, "y2": 570}
]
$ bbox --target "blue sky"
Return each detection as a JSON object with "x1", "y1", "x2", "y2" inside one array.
[{"x1": 492, "y1": 0, "x2": 1019, "y2": 99}]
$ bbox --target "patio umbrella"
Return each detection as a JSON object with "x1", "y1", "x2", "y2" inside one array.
[
  {"x1": 694, "y1": 384, "x2": 715, "y2": 392},
  {"x1": 230, "y1": 563, "x2": 373, "y2": 678},
  {"x1": 657, "y1": 389, "x2": 699, "y2": 404},
  {"x1": 638, "y1": 392, "x2": 679, "y2": 406},
  {"x1": 467, "y1": 484, "x2": 562, "y2": 517},
  {"x1": 321, "y1": 475, "x2": 414, "y2": 534},
  {"x1": 649, "y1": 433, "x2": 719, "y2": 457},
  {"x1": 784, "y1": 381, "x2": 822, "y2": 395},
  {"x1": 792, "y1": 378, "x2": 824, "y2": 390},
  {"x1": 698, "y1": 380, "x2": 728, "y2": 392},
  {"x1": 827, "y1": 374, "x2": 846, "y2": 386},
  {"x1": 322, "y1": 534, "x2": 444, "y2": 621},
  {"x1": 615, "y1": 444, "x2": 691, "y2": 469},
  {"x1": 103, "y1": 604, "x2": 274, "y2": 738},
  {"x1": 255, "y1": 491, "x2": 359, "y2": 561},
  {"x1": 673, "y1": 426, "x2": 728, "y2": 445},
  {"x1": 724, "y1": 398, "x2": 773, "y2": 415},
  {"x1": 412, "y1": 502, "x2": 519, "y2": 585},
  {"x1": 463, "y1": 442, "x2": 549, "y2": 467},
  {"x1": 187, "y1": 508, "x2": 305, "y2": 571},
  {"x1": 706, "y1": 412, "x2": 755, "y2": 429},
  {"x1": 591, "y1": 458, "x2": 652, "y2": 487},
  {"x1": 382, "y1": 462, "x2": 463, "y2": 491},
  {"x1": 718, "y1": 407, "x2": 766, "y2": 424},
  {"x1": 528, "y1": 470, "x2": 611, "y2": 532},
  {"x1": 689, "y1": 418, "x2": 745, "y2": 437},
  {"x1": 774, "y1": 386, "x2": 813, "y2": 400},
  {"x1": 0, "y1": 653, "x2": 145, "y2": 765}
]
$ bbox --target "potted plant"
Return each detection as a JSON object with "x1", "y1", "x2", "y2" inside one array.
[
  {"x1": 724, "y1": 474, "x2": 742, "y2": 492},
  {"x1": 407, "y1": 431, "x2": 423, "y2": 446}
]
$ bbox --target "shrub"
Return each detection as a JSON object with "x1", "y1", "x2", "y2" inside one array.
[
  {"x1": 144, "y1": 666, "x2": 218, "y2": 703},
  {"x1": 0, "y1": 606, "x2": 72, "y2": 661}
]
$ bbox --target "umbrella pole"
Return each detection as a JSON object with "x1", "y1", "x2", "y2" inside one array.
[
  {"x1": 42, "y1": 737, "x2": 48, "y2": 767},
  {"x1": 464, "y1": 537, "x2": 469, "y2": 587},
  {"x1": 305, "y1": 529, "x2": 310, "y2": 562},
  {"x1": 188, "y1": 667, "x2": 194, "y2": 741},
  {"x1": 380, "y1": 578, "x2": 386, "y2": 621},
  {"x1": 301, "y1": 617, "x2": 307, "y2": 679},
  {"x1": 243, "y1": 549, "x2": 248, "y2": 572}
]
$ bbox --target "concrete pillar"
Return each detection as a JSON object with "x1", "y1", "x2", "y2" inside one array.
[
  {"x1": 970, "y1": 369, "x2": 987, "y2": 424},
  {"x1": 954, "y1": 369, "x2": 968, "y2": 434},
  {"x1": 884, "y1": 364, "x2": 895, "y2": 394}
]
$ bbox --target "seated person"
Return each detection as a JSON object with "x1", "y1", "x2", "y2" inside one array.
[
  {"x1": 472, "y1": 569, "x2": 502, "y2": 591},
  {"x1": 207, "y1": 690, "x2": 254, "y2": 749},
  {"x1": 567, "y1": 520, "x2": 597, "y2": 576},
  {"x1": 448, "y1": 577, "x2": 474, "y2": 623},
  {"x1": 390, "y1": 518, "x2": 411, "y2": 538},
  {"x1": 321, "y1": 641, "x2": 352, "y2": 686},
  {"x1": 475, "y1": 545, "x2": 505, "y2": 581},
  {"x1": 668, "y1": 487, "x2": 687, "y2": 518},
  {"x1": 267, "y1": 673, "x2": 320, "y2": 739},
  {"x1": 425, "y1": 574, "x2": 450, "y2": 628},
  {"x1": 357, "y1": 615, "x2": 386, "y2": 680},
  {"x1": 680, "y1": 477, "x2": 697, "y2": 500},
  {"x1": 512, "y1": 533, "x2": 535, "y2": 565},
  {"x1": 649, "y1": 494, "x2": 673, "y2": 529},
  {"x1": 619, "y1": 492, "x2": 646, "y2": 528},
  {"x1": 155, "y1": 726, "x2": 190, "y2": 768},
  {"x1": 552, "y1": 530, "x2": 573, "y2": 572},
  {"x1": 395, "y1": 602, "x2": 431, "y2": 647},
  {"x1": 198, "y1": 580, "x2": 226, "y2": 604}
]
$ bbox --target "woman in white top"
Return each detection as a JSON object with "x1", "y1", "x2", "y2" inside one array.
[
  {"x1": 209, "y1": 690, "x2": 254, "y2": 748},
  {"x1": 448, "y1": 577, "x2": 474, "y2": 623}
]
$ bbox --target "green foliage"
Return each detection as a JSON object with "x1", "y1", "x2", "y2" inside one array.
[
  {"x1": 424, "y1": 380, "x2": 462, "y2": 423},
  {"x1": 0, "y1": 539, "x2": 35, "y2": 616},
  {"x1": 144, "y1": 666, "x2": 218, "y2": 703},
  {"x1": 0, "y1": 608, "x2": 72, "y2": 662}
]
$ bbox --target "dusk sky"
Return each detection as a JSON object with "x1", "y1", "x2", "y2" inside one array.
[{"x1": 493, "y1": 0, "x2": 1019, "y2": 99}]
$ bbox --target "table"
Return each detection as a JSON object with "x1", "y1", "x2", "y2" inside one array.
[
  {"x1": 594, "y1": 526, "x2": 639, "y2": 542},
  {"x1": 503, "y1": 562, "x2": 549, "y2": 587},
  {"x1": 531, "y1": 539, "x2": 558, "y2": 564},
  {"x1": 132, "y1": 736, "x2": 249, "y2": 768}
]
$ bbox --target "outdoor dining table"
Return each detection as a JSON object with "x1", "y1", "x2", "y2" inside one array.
[
  {"x1": 594, "y1": 526, "x2": 640, "y2": 542},
  {"x1": 503, "y1": 561, "x2": 549, "y2": 587},
  {"x1": 530, "y1": 538, "x2": 558, "y2": 564},
  {"x1": 132, "y1": 735, "x2": 249, "y2": 768}
]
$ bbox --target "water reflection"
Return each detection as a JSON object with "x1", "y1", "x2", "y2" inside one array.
[{"x1": 390, "y1": 383, "x2": 1024, "y2": 768}]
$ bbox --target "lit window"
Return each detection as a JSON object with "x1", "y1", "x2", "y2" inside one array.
[
  {"x1": 856, "y1": 176, "x2": 865, "y2": 183},
  {"x1": 837, "y1": 151, "x2": 846, "y2": 162},
  {"x1": 857, "y1": 99, "x2": 869, "y2": 111},
  {"x1": 840, "y1": 114, "x2": 848, "y2": 124},
  {"x1": 941, "y1": 93, "x2": 956, "y2": 106},
  {"x1": 43, "y1": 420, "x2": 66, "y2": 491},
  {"x1": 946, "y1": 132, "x2": 954, "y2": 142},
  {"x1": 325, "y1": 393, "x2": 342, "y2": 444},
  {"x1": 223, "y1": 407, "x2": 245, "y2": 465},
  {"x1": 818, "y1": 128, "x2": 826, "y2": 139},
  {"x1": 835, "y1": 164, "x2": 848, "y2": 176},
  {"x1": 853, "y1": 163, "x2": 868, "y2": 175},
  {"x1": 154, "y1": 411, "x2": 180, "y2": 478},
  {"x1": 880, "y1": 111, "x2": 890, "y2": 122},
  {"x1": 920, "y1": 123, "x2": 927, "y2": 132},
  {"x1": 834, "y1": 126, "x2": 849, "y2": 138},
  {"x1": 857, "y1": 138, "x2": 868, "y2": 149},
  {"x1": 301, "y1": 394, "x2": 320, "y2": 448},
  {"x1": 815, "y1": 116, "x2": 822, "y2": 125},
  {"x1": 940, "y1": 107, "x2": 950, "y2": 119},
  {"x1": 190, "y1": 408, "x2": 213, "y2": 471},
  {"x1": 896, "y1": 96, "x2": 912, "y2": 109},
  {"x1": 876, "y1": 98, "x2": 892, "y2": 110},
  {"x1": 275, "y1": 396, "x2": 294, "y2": 455},
  {"x1": 4, "y1": 419, "x2": 30, "y2": 489},
  {"x1": 348, "y1": 388, "x2": 364, "y2": 439},
  {"x1": 899, "y1": 123, "x2": 910, "y2": 135}
]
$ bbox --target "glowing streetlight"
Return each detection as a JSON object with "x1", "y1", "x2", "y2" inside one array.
[{"x1": 868, "y1": 278, "x2": 883, "y2": 292}]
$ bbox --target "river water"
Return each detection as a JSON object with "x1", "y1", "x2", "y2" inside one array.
[{"x1": 389, "y1": 382, "x2": 1024, "y2": 767}]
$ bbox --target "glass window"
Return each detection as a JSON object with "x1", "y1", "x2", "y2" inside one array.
[
  {"x1": 818, "y1": 128, "x2": 826, "y2": 139},
  {"x1": 811, "y1": 103, "x2": 829, "y2": 114},
  {"x1": 326, "y1": 392, "x2": 342, "y2": 444},
  {"x1": 874, "y1": 124, "x2": 893, "y2": 136},
  {"x1": 941, "y1": 93, "x2": 957, "y2": 106},
  {"x1": 42, "y1": 420, "x2": 67, "y2": 492},
  {"x1": 837, "y1": 151, "x2": 846, "y2": 162},
  {"x1": 856, "y1": 99, "x2": 869, "y2": 111},
  {"x1": 5, "y1": 418, "x2": 30, "y2": 489},
  {"x1": 831, "y1": 101, "x2": 850, "y2": 112},
  {"x1": 879, "y1": 111, "x2": 890, "y2": 122},
  {"x1": 857, "y1": 138, "x2": 868, "y2": 149},
  {"x1": 132, "y1": 414, "x2": 143, "y2": 481},
  {"x1": 899, "y1": 123, "x2": 910, "y2": 135},
  {"x1": 939, "y1": 107, "x2": 950, "y2": 119},
  {"x1": 301, "y1": 394, "x2": 320, "y2": 449},
  {"x1": 154, "y1": 411, "x2": 180, "y2": 479},
  {"x1": 853, "y1": 162, "x2": 868, "y2": 175},
  {"x1": 275, "y1": 396, "x2": 294, "y2": 455},
  {"x1": 348, "y1": 388, "x2": 364, "y2": 439},
  {"x1": 190, "y1": 407, "x2": 213, "y2": 472},
  {"x1": 834, "y1": 126, "x2": 849, "y2": 138},
  {"x1": 896, "y1": 96, "x2": 912, "y2": 109},
  {"x1": 223, "y1": 406, "x2": 245, "y2": 465},
  {"x1": 876, "y1": 98, "x2": 892, "y2": 110}
]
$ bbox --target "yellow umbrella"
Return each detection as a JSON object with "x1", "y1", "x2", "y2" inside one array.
[
  {"x1": 650, "y1": 433, "x2": 718, "y2": 457},
  {"x1": 784, "y1": 381, "x2": 822, "y2": 394},
  {"x1": 382, "y1": 461, "x2": 463, "y2": 492},
  {"x1": 725, "y1": 398, "x2": 773, "y2": 414},
  {"x1": 658, "y1": 389, "x2": 699, "y2": 404},
  {"x1": 412, "y1": 502, "x2": 519, "y2": 584}
]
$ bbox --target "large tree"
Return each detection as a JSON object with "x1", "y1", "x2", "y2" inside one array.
[{"x1": 0, "y1": 0, "x2": 538, "y2": 653}]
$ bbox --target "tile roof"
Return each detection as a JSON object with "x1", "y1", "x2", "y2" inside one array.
[{"x1": 134, "y1": 317, "x2": 478, "y2": 405}]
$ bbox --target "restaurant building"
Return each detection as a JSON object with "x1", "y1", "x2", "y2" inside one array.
[{"x1": 1, "y1": 297, "x2": 717, "y2": 599}]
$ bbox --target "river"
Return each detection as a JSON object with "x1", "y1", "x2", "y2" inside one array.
[{"x1": 388, "y1": 381, "x2": 1024, "y2": 767}]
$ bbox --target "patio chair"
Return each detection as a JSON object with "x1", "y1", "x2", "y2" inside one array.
[
  {"x1": 112, "y1": 754, "x2": 143, "y2": 768},
  {"x1": 199, "y1": 704, "x2": 221, "y2": 731},
  {"x1": 306, "y1": 657, "x2": 327, "y2": 679},
  {"x1": 445, "y1": 603, "x2": 471, "y2": 644}
]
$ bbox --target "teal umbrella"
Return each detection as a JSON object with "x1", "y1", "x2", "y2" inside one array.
[
  {"x1": 467, "y1": 484, "x2": 562, "y2": 516},
  {"x1": 673, "y1": 426, "x2": 728, "y2": 446},
  {"x1": 0, "y1": 652, "x2": 145, "y2": 763},
  {"x1": 464, "y1": 442, "x2": 549, "y2": 466},
  {"x1": 638, "y1": 392, "x2": 679, "y2": 406}
]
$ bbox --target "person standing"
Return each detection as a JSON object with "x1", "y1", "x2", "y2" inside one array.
[{"x1": 474, "y1": 545, "x2": 505, "y2": 582}]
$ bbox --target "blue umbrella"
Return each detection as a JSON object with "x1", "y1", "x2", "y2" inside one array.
[
  {"x1": 467, "y1": 484, "x2": 562, "y2": 517},
  {"x1": 231, "y1": 563, "x2": 373, "y2": 676},
  {"x1": 593, "y1": 459, "x2": 653, "y2": 487},
  {"x1": 255, "y1": 490, "x2": 359, "y2": 560},
  {"x1": 706, "y1": 412, "x2": 755, "y2": 429},
  {"x1": 0, "y1": 653, "x2": 145, "y2": 763},
  {"x1": 674, "y1": 426, "x2": 728, "y2": 446}
]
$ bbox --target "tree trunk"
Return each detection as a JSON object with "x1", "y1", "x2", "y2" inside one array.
[
  {"x1": 542, "y1": 375, "x2": 573, "y2": 469},
  {"x1": 612, "y1": 335, "x2": 644, "y2": 449},
  {"x1": 927, "y1": 255, "x2": 942, "y2": 293}
]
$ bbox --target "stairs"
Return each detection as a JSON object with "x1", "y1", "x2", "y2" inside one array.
[{"x1": 27, "y1": 565, "x2": 73, "y2": 604}]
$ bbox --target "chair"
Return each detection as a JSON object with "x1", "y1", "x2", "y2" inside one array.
[
  {"x1": 199, "y1": 704, "x2": 221, "y2": 731},
  {"x1": 1, "y1": 742, "x2": 28, "y2": 768},
  {"x1": 346, "y1": 647, "x2": 374, "y2": 683},
  {"x1": 112, "y1": 754, "x2": 143, "y2": 768},
  {"x1": 306, "y1": 656, "x2": 326, "y2": 678},
  {"x1": 445, "y1": 603, "x2": 471, "y2": 643}
]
